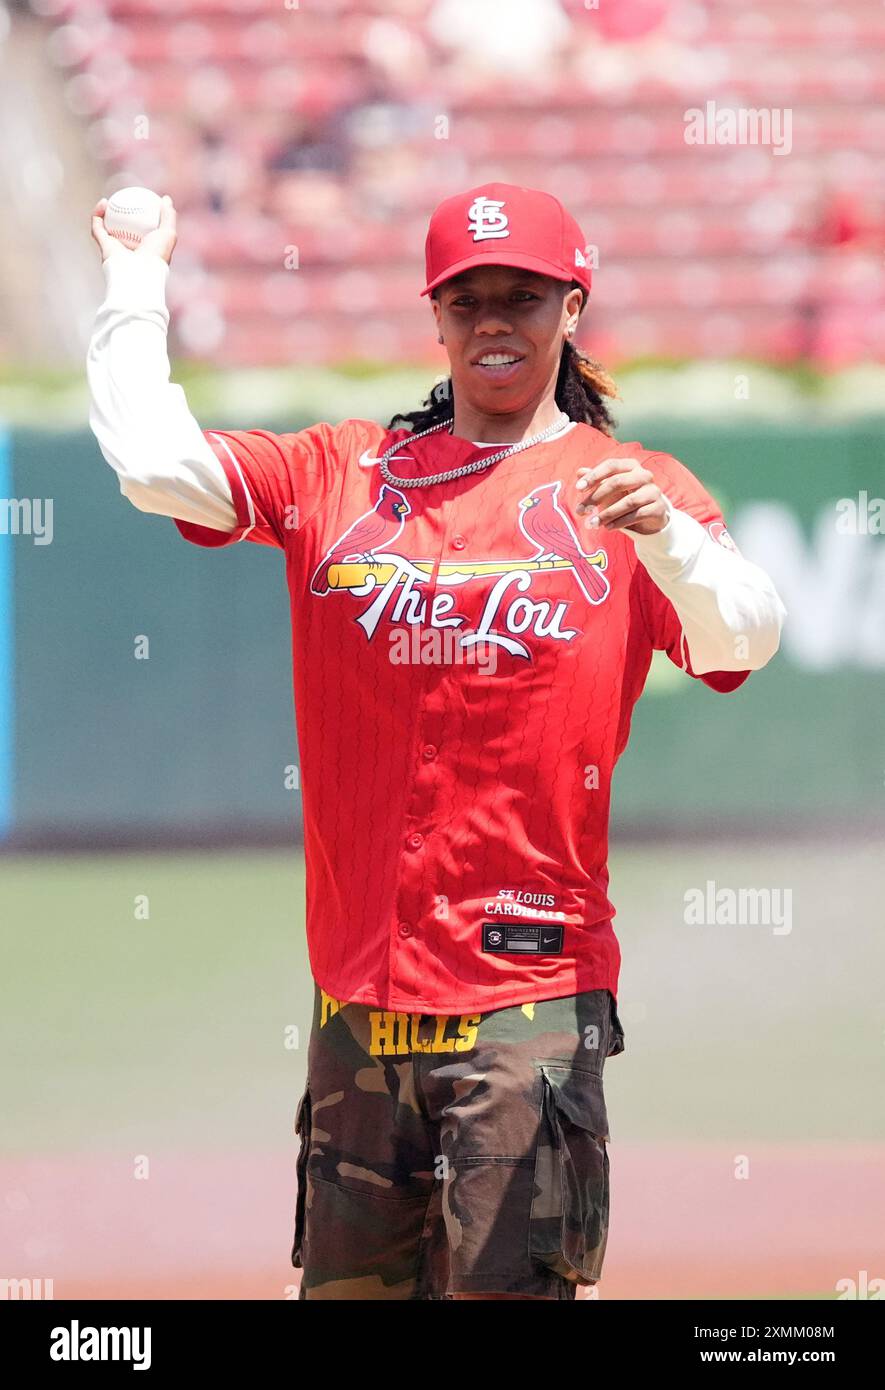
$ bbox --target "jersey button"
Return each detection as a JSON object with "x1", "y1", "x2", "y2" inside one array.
[
  {"x1": 422, "y1": 744, "x2": 438, "y2": 761},
  {"x1": 398, "y1": 921, "x2": 412, "y2": 937},
  {"x1": 451, "y1": 534, "x2": 466, "y2": 550},
  {"x1": 407, "y1": 832, "x2": 424, "y2": 850}
]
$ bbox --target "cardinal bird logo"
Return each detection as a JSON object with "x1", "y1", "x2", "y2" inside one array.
[
  {"x1": 707, "y1": 520, "x2": 739, "y2": 554},
  {"x1": 518, "y1": 481, "x2": 610, "y2": 604},
  {"x1": 310, "y1": 485, "x2": 411, "y2": 595}
]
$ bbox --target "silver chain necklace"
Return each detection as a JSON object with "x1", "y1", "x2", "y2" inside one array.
[{"x1": 378, "y1": 412, "x2": 571, "y2": 489}]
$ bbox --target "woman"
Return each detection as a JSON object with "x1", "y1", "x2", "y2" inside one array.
[{"x1": 88, "y1": 180, "x2": 785, "y2": 1300}]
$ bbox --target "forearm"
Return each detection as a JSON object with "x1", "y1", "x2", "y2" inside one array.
[
  {"x1": 86, "y1": 253, "x2": 236, "y2": 529},
  {"x1": 630, "y1": 504, "x2": 786, "y2": 673}
]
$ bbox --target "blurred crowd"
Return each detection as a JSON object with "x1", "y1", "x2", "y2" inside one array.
[
  {"x1": 122, "y1": 0, "x2": 698, "y2": 229},
  {"x1": 23, "y1": 0, "x2": 885, "y2": 364}
]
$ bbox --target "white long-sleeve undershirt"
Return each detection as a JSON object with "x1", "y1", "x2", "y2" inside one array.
[
  {"x1": 628, "y1": 505, "x2": 785, "y2": 672},
  {"x1": 87, "y1": 253, "x2": 237, "y2": 530},
  {"x1": 87, "y1": 252, "x2": 785, "y2": 675}
]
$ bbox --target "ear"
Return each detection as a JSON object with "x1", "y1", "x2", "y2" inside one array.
[
  {"x1": 564, "y1": 285, "x2": 584, "y2": 338},
  {"x1": 430, "y1": 297, "x2": 444, "y2": 344}
]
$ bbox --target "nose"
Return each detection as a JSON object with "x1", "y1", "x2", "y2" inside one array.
[{"x1": 474, "y1": 305, "x2": 514, "y2": 336}]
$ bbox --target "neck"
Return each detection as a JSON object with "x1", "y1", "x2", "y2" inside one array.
[{"x1": 450, "y1": 399, "x2": 566, "y2": 444}]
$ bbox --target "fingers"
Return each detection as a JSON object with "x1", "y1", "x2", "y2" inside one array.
[
  {"x1": 91, "y1": 192, "x2": 177, "y2": 264},
  {"x1": 580, "y1": 471, "x2": 652, "y2": 510},
  {"x1": 576, "y1": 459, "x2": 649, "y2": 507},
  {"x1": 573, "y1": 452, "x2": 668, "y2": 532},
  {"x1": 602, "y1": 502, "x2": 666, "y2": 535},
  {"x1": 576, "y1": 458, "x2": 655, "y2": 528},
  {"x1": 592, "y1": 486, "x2": 666, "y2": 531},
  {"x1": 577, "y1": 489, "x2": 626, "y2": 526},
  {"x1": 576, "y1": 457, "x2": 642, "y2": 494},
  {"x1": 157, "y1": 193, "x2": 176, "y2": 230},
  {"x1": 90, "y1": 197, "x2": 121, "y2": 262},
  {"x1": 137, "y1": 194, "x2": 177, "y2": 265}
]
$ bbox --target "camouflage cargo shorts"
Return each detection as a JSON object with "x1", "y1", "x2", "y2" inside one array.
[{"x1": 290, "y1": 984, "x2": 626, "y2": 1300}]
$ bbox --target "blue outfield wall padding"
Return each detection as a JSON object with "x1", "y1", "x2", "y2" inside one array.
[{"x1": 0, "y1": 428, "x2": 12, "y2": 836}]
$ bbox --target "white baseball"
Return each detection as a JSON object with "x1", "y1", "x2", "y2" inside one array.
[{"x1": 104, "y1": 187, "x2": 163, "y2": 248}]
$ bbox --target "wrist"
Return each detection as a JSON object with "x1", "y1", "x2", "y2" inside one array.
[
  {"x1": 102, "y1": 251, "x2": 170, "y2": 313},
  {"x1": 629, "y1": 499, "x2": 673, "y2": 538},
  {"x1": 628, "y1": 502, "x2": 707, "y2": 571}
]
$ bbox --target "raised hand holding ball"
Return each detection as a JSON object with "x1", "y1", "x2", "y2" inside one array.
[
  {"x1": 104, "y1": 187, "x2": 162, "y2": 246},
  {"x1": 91, "y1": 189, "x2": 177, "y2": 265}
]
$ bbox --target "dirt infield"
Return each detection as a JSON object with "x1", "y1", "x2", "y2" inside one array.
[{"x1": 3, "y1": 1143, "x2": 882, "y2": 1301}]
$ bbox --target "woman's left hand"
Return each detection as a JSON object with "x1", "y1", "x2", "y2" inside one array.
[{"x1": 575, "y1": 458, "x2": 670, "y2": 535}]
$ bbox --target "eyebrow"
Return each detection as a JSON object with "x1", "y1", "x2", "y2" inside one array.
[{"x1": 446, "y1": 274, "x2": 546, "y2": 292}]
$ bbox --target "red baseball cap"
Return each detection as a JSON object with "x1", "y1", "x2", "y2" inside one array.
[{"x1": 421, "y1": 181, "x2": 592, "y2": 299}]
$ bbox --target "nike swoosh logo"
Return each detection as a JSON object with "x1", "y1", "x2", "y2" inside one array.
[
  {"x1": 542, "y1": 935, "x2": 559, "y2": 946},
  {"x1": 358, "y1": 450, "x2": 414, "y2": 468}
]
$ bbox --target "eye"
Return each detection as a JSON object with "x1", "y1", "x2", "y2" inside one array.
[{"x1": 449, "y1": 290, "x2": 538, "y2": 308}]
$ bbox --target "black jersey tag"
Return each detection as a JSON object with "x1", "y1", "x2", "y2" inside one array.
[{"x1": 482, "y1": 923, "x2": 564, "y2": 954}]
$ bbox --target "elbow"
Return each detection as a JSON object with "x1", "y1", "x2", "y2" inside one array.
[
  {"x1": 87, "y1": 420, "x2": 162, "y2": 514},
  {"x1": 119, "y1": 474, "x2": 164, "y2": 514},
  {"x1": 745, "y1": 627, "x2": 781, "y2": 672},
  {"x1": 690, "y1": 591, "x2": 786, "y2": 675},
  {"x1": 737, "y1": 591, "x2": 787, "y2": 671}
]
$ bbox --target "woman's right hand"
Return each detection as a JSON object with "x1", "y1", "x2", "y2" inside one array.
[{"x1": 90, "y1": 194, "x2": 178, "y2": 265}]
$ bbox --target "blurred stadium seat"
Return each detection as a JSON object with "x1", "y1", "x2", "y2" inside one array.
[{"x1": 7, "y1": 0, "x2": 885, "y2": 365}]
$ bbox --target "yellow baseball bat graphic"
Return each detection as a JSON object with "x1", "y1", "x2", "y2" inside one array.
[{"x1": 324, "y1": 553, "x2": 608, "y2": 591}]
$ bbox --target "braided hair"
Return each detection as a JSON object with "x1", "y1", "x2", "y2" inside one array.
[{"x1": 389, "y1": 283, "x2": 618, "y2": 436}]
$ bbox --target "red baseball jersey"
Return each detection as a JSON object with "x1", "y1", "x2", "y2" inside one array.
[{"x1": 175, "y1": 418, "x2": 748, "y2": 1014}]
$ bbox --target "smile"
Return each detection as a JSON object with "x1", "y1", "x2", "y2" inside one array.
[{"x1": 472, "y1": 354, "x2": 525, "y2": 379}]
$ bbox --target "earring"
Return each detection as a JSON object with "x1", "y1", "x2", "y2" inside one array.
[{"x1": 437, "y1": 333, "x2": 444, "y2": 344}]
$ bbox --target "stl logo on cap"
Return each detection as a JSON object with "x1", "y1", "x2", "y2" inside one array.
[
  {"x1": 421, "y1": 182, "x2": 592, "y2": 298},
  {"x1": 467, "y1": 196, "x2": 510, "y2": 242}
]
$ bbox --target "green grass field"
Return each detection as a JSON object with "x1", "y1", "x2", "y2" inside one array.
[
  {"x1": 3, "y1": 837, "x2": 882, "y2": 1152},
  {"x1": 2, "y1": 838, "x2": 882, "y2": 1299}
]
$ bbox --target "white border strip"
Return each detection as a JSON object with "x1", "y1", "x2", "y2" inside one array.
[{"x1": 208, "y1": 432, "x2": 256, "y2": 540}]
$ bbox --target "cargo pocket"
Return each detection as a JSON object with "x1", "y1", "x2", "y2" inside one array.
[
  {"x1": 529, "y1": 1064, "x2": 611, "y2": 1284},
  {"x1": 607, "y1": 992, "x2": 626, "y2": 1058},
  {"x1": 291, "y1": 1085, "x2": 312, "y2": 1270}
]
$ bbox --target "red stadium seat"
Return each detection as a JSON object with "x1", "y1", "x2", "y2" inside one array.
[{"x1": 39, "y1": 0, "x2": 882, "y2": 366}]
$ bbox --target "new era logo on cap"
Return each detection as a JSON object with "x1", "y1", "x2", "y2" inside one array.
[{"x1": 421, "y1": 182, "x2": 592, "y2": 299}]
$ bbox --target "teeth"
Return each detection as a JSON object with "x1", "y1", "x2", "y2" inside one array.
[{"x1": 478, "y1": 354, "x2": 520, "y2": 366}]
